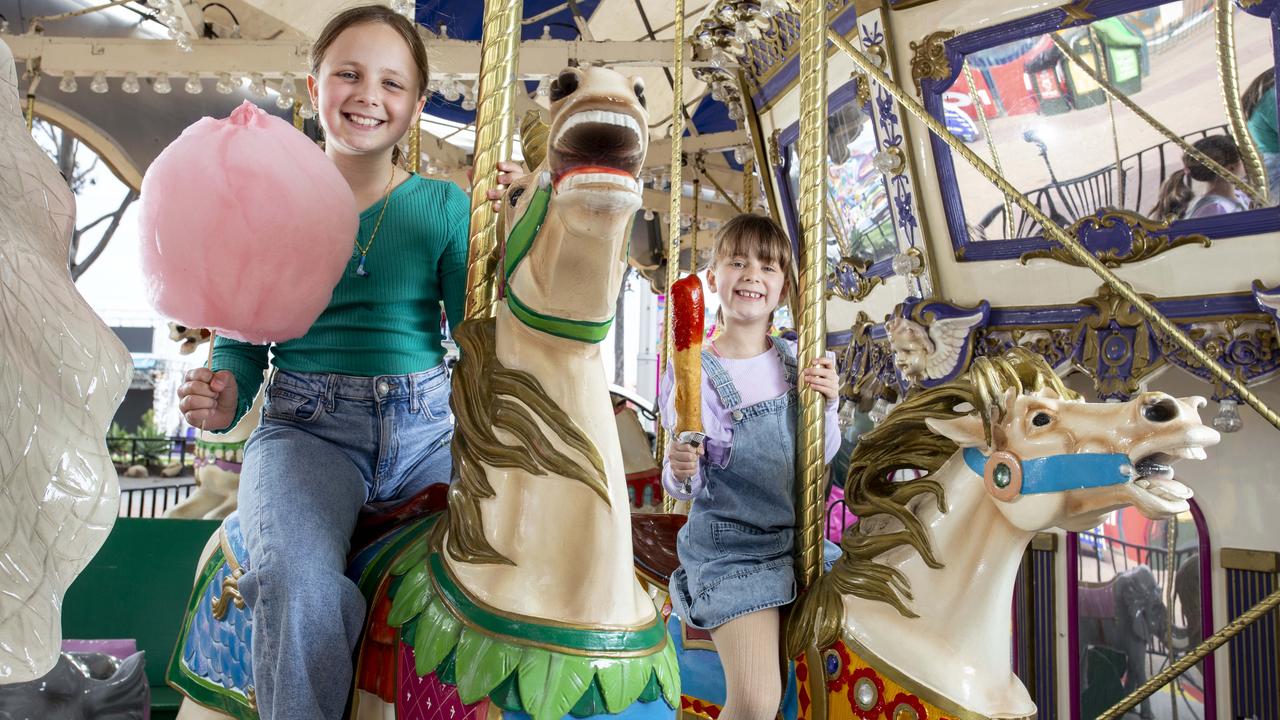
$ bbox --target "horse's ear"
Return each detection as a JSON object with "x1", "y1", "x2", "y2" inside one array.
[{"x1": 924, "y1": 414, "x2": 988, "y2": 449}]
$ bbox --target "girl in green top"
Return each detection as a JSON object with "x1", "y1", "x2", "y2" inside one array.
[
  {"x1": 1243, "y1": 67, "x2": 1279, "y2": 204},
  {"x1": 175, "y1": 6, "x2": 518, "y2": 719}
]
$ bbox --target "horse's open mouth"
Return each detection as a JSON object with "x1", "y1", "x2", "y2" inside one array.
[
  {"x1": 550, "y1": 108, "x2": 644, "y2": 194},
  {"x1": 1125, "y1": 444, "x2": 1207, "y2": 509}
]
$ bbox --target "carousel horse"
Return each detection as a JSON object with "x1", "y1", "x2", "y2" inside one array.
[
  {"x1": 162, "y1": 323, "x2": 263, "y2": 520},
  {"x1": 787, "y1": 349, "x2": 1217, "y2": 720},
  {"x1": 169, "y1": 66, "x2": 676, "y2": 720},
  {"x1": 654, "y1": 350, "x2": 1217, "y2": 720},
  {"x1": 0, "y1": 37, "x2": 133, "y2": 683}
]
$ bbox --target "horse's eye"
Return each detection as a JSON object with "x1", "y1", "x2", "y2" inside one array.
[
  {"x1": 1032, "y1": 412, "x2": 1052, "y2": 427},
  {"x1": 509, "y1": 187, "x2": 525, "y2": 206}
]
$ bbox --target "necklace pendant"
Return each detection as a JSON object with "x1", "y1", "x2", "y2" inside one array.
[{"x1": 355, "y1": 255, "x2": 370, "y2": 278}]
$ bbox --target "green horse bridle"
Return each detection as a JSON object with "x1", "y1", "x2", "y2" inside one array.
[{"x1": 501, "y1": 177, "x2": 619, "y2": 344}]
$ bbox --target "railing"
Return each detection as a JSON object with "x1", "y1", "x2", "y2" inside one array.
[
  {"x1": 975, "y1": 125, "x2": 1230, "y2": 239},
  {"x1": 107, "y1": 434, "x2": 196, "y2": 470},
  {"x1": 118, "y1": 483, "x2": 196, "y2": 518}
]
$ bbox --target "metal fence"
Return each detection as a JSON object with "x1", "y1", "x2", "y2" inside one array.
[
  {"x1": 976, "y1": 124, "x2": 1230, "y2": 239},
  {"x1": 118, "y1": 483, "x2": 196, "y2": 518},
  {"x1": 107, "y1": 434, "x2": 196, "y2": 469}
]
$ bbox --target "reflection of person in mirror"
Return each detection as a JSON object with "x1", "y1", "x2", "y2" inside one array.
[
  {"x1": 1243, "y1": 67, "x2": 1280, "y2": 204},
  {"x1": 1149, "y1": 135, "x2": 1249, "y2": 220}
]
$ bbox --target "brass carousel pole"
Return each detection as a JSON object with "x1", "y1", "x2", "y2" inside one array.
[
  {"x1": 408, "y1": 121, "x2": 421, "y2": 174},
  {"x1": 1215, "y1": 0, "x2": 1268, "y2": 201},
  {"x1": 827, "y1": 29, "x2": 1280, "y2": 431},
  {"x1": 464, "y1": 0, "x2": 524, "y2": 320},
  {"x1": 793, "y1": 0, "x2": 828, "y2": 593},
  {"x1": 658, "y1": 0, "x2": 687, "y2": 509}
]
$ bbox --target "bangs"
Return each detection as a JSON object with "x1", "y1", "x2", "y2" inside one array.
[{"x1": 713, "y1": 214, "x2": 793, "y2": 273}]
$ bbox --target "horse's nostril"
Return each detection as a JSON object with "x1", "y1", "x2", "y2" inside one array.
[{"x1": 1142, "y1": 397, "x2": 1179, "y2": 423}]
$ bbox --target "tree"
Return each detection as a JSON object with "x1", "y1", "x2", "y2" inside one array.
[{"x1": 32, "y1": 118, "x2": 139, "y2": 280}]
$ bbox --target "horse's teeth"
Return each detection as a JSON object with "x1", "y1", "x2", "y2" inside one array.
[{"x1": 1134, "y1": 478, "x2": 1151, "y2": 489}]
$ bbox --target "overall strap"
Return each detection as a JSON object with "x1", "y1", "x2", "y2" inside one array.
[
  {"x1": 700, "y1": 351, "x2": 742, "y2": 409},
  {"x1": 770, "y1": 335, "x2": 799, "y2": 387}
]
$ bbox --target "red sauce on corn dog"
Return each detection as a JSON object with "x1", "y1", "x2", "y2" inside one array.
[{"x1": 672, "y1": 275, "x2": 705, "y2": 352}]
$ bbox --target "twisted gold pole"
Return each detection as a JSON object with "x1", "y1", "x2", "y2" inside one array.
[
  {"x1": 794, "y1": 0, "x2": 829, "y2": 591},
  {"x1": 827, "y1": 29, "x2": 1280, "y2": 432},
  {"x1": 962, "y1": 63, "x2": 1011, "y2": 238},
  {"x1": 1088, "y1": 27, "x2": 1127, "y2": 208},
  {"x1": 660, "y1": 0, "x2": 686, "y2": 511},
  {"x1": 1216, "y1": 0, "x2": 1268, "y2": 201},
  {"x1": 24, "y1": 94, "x2": 34, "y2": 133},
  {"x1": 743, "y1": 152, "x2": 756, "y2": 211},
  {"x1": 464, "y1": 0, "x2": 524, "y2": 320},
  {"x1": 738, "y1": 68, "x2": 785, "y2": 223},
  {"x1": 1098, "y1": 586, "x2": 1280, "y2": 720},
  {"x1": 408, "y1": 119, "x2": 421, "y2": 174},
  {"x1": 1049, "y1": 32, "x2": 1267, "y2": 207}
]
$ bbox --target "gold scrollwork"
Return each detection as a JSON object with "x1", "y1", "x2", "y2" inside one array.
[
  {"x1": 211, "y1": 567, "x2": 246, "y2": 621},
  {"x1": 1076, "y1": 284, "x2": 1159, "y2": 397},
  {"x1": 908, "y1": 30, "x2": 956, "y2": 94},
  {"x1": 1018, "y1": 209, "x2": 1210, "y2": 269},
  {"x1": 826, "y1": 256, "x2": 885, "y2": 302},
  {"x1": 246, "y1": 686, "x2": 257, "y2": 711},
  {"x1": 852, "y1": 71, "x2": 871, "y2": 109},
  {"x1": 1060, "y1": 0, "x2": 1097, "y2": 27}
]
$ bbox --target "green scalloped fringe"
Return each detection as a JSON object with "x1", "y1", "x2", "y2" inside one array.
[{"x1": 386, "y1": 540, "x2": 678, "y2": 720}]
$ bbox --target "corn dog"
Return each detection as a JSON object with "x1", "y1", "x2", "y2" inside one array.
[{"x1": 671, "y1": 275, "x2": 705, "y2": 438}]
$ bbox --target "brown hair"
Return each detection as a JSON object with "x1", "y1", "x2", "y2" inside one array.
[
  {"x1": 1243, "y1": 67, "x2": 1275, "y2": 120},
  {"x1": 310, "y1": 5, "x2": 429, "y2": 165},
  {"x1": 1149, "y1": 135, "x2": 1242, "y2": 221},
  {"x1": 712, "y1": 213, "x2": 796, "y2": 312}
]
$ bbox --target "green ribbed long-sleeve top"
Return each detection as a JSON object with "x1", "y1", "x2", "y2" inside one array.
[{"x1": 211, "y1": 174, "x2": 470, "y2": 427}]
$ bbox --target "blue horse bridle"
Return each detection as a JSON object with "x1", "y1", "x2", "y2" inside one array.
[{"x1": 962, "y1": 447, "x2": 1131, "y2": 496}]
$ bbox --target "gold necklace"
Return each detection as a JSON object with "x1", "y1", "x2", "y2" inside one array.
[{"x1": 354, "y1": 165, "x2": 396, "y2": 278}]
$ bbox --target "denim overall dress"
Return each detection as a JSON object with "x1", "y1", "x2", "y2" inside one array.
[{"x1": 668, "y1": 336, "x2": 800, "y2": 630}]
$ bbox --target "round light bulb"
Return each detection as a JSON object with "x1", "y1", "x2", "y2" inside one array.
[
  {"x1": 121, "y1": 72, "x2": 141, "y2": 94},
  {"x1": 59, "y1": 71, "x2": 78, "y2": 94},
  {"x1": 153, "y1": 72, "x2": 172, "y2": 94},
  {"x1": 185, "y1": 73, "x2": 203, "y2": 94},
  {"x1": 89, "y1": 71, "x2": 109, "y2": 94}
]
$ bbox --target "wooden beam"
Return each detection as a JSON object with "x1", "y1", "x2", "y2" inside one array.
[{"x1": 0, "y1": 34, "x2": 728, "y2": 78}]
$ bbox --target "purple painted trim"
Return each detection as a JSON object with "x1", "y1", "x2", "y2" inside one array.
[
  {"x1": 923, "y1": 0, "x2": 1280, "y2": 262},
  {"x1": 750, "y1": 3, "x2": 862, "y2": 111},
  {"x1": 1189, "y1": 498, "x2": 1218, "y2": 720},
  {"x1": 1066, "y1": 531, "x2": 1082, "y2": 720},
  {"x1": 1240, "y1": 0, "x2": 1280, "y2": 19},
  {"x1": 828, "y1": 330, "x2": 853, "y2": 347}
]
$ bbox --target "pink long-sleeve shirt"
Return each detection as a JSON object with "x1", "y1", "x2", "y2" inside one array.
[{"x1": 658, "y1": 340, "x2": 841, "y2": 479}]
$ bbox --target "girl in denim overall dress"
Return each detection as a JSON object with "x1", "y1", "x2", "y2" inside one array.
[
  {"x1": 660, "y1": 214, "x2": 842, "y2": 720},
  {"x1": 174, "y1": 7, "x2": 518, "y2": 719}
]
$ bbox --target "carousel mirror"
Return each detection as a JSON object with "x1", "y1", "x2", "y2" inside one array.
[
  {"x1": 1074, "y1": 505, "x2": 1210, "y2": 720},
  {"x1": 783, "y1": 87, "x2": 898, "y2": 269},
  {"x1": 926, "y1": 0, "x2": 1277, "y2": 255}
]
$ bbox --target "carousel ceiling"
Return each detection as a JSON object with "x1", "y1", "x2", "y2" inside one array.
[{"x1": 0, "y1": 0, "x2": 746, "y2": 190}]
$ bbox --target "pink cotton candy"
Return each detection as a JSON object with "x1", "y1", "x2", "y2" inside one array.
[{"x1": 139, "y1": 100, "x2": 357, "y2": 344}]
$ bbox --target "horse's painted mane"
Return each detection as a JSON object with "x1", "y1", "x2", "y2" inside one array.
[
  {"x1": 787, "y1": 348, "x2": 1076, "y2": 655},
  {"x1": 444, "y1": 318, "x2": 608, "y2": 565}
]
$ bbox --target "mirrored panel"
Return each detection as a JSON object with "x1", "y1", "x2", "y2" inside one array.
[
  {"x1": 1075, "y1": 506, "x2": 1209, "y2": 720},
  {"x1": 926, "y1": 0, "x2": 1278, "y2": 257},
  {"x1": 785, "y1": 100, "x2": 897, "y2": 266}
]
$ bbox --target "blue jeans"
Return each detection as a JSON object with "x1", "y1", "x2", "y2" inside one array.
[{"x1": 236, "y1": 365, "x2": 453, "y2": 720}]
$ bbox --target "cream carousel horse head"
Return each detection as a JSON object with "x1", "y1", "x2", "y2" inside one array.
[
  {"x1": 0, "y1": 37, "x2": 132, "y2": 682},
  {"x1": 789, "y1": 349, "x2": 1217, "y2": 719}
]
